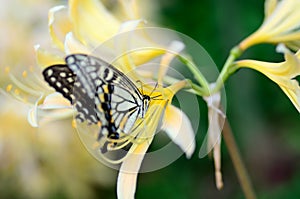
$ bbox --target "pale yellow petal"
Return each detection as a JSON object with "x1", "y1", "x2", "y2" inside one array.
[
  {"x1": 280, "y1": 84, "x2": 300, "y2": 112},
  {"x1": 131, "y1": 48, "x2": 165, "y2": 66},
  {"x1": 114, "y1": 20, "x2": 165, "y2": 72},
  {"x1": 28, "y1": 106, "x2": 39, "y2": 127},
  {"x1": 39, "y1": 92, "x2": 71, "y2": 109},
  {"x1": 119, "y1": 0, "x2": 140, "y2": 20},
  {"x1": 64, "y1": 32, "x2": 91, "y2": 54},
  {"x1": 38, "y1": 108, "x2": 75, "y2": 124},
  {"x1": 158, "y1": 41, "x2": 185, "y2": 85},
  {"x1": 236, "y1": 48, "x2": 300, "y2": 112},
  {"x1": 161, "y1": 105, "x2": 195, "y2": 158},
  {"x1": 239, "y1": 0, "x2": 300, "y2": 50},
  {"x1": 264, "y1": 0, "x2": 278, "y2": 18},
  {"x1": 48, "y1": 5, "x2": 72, "y2": 51},
  {"x1": 118, "y1": 19, "x2": 146, "y2": 34},
  {"x1": 114, "y1": 19, "x2": 147, "y2": 73},
  {"x1": 69, "y1": 0, "x2": 120, "y2": 46},
  {"x1": 164, "y1": 80, "x2": 188, "y2": 98},
  {"x1": 27, "y1": 95, "x2": 43, "y2": 127},
  {"x1": 117, "y1": 139, "x2": 153, "y2": 199},
  {"x1": 34, "y1": 45, "x2": 64, "y2": 68}
]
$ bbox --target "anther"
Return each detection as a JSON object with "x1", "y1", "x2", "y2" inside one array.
[
  {"x1": 22, "y1": 71, "x2": 27, "y2": 78},
  {"x1": 14, "y1": 89, "x2": 20, "y2": 95},
  {"x1": 5, "y1": 66, "x2": 10, "y2": 74},
  {"x1": 6, "y1": 84, "x2": 12, "y2": 92}
]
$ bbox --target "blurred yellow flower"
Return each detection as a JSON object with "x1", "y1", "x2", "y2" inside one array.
[
  {"x1": 239, "y1": 0, "x2": 300, "y2": 51},
  {"x1": 38, "y1": 0, "x2": 165, "y2": 69},
  {"x1": 0, "y1": 95, "x2": 115, "y2": 199},
  {"x1": 235, "y1": 45, "x2": 300, "y2": 112},
  {"x1": 4, "y1": 0, "x2": 195, "y2": 199}
]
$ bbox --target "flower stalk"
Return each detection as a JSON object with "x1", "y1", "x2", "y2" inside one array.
[
  {"x1": 212, "y1": 46, "x2": 242, "y2": 94},
  {"x1": 178, "y1": 55, "x2": 210, "y2": 95},
  {"x1": 222, "y1": 119, "x2": 257, "y2": 199}
]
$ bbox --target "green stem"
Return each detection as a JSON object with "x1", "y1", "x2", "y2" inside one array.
[
  {"x1": 152, "y1": 74, "x2": 206, "y2": 96},
  {"x1": 178, "y1": 55, "x2": 210, "y2": 95},
  {"x1": 223, "y1": 119, "x2": 257, "y2": 199},
  {"x1": 212, "y1": 46, "x2": 242, "y2": 93}
]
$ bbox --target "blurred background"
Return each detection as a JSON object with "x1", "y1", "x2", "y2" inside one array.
[{"x1": 1, "y1": 0, "x2": 300, "y2": 198}]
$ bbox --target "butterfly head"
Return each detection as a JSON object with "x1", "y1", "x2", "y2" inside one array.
[{"x1": 140, "y1": 94, "x2": 151, "y2": 118}]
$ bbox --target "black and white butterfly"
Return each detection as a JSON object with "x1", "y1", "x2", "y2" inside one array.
[{"x1": 42, "y1": 54, "x2": 151, "y2": 140}]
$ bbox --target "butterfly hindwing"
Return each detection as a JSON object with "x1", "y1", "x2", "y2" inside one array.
[
  {"x1": 42, "y1": 64, "x2": 100, "y2": 124},
  {"x1": 42, "y1": 64, "x2": 76, "y2": 103}
]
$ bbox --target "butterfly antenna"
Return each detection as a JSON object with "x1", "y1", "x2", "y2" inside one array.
[
  {"x1": 136, "y1": 80, "x2": 144, "y2": 95},
  {"x1": 151, "y1": 94, "x2": 163, "y2": 100},
  {"x1": 149, "y1": 82, "x2": 158, "y2": 96}
]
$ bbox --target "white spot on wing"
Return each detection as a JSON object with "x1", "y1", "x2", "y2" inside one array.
[
  {"x1": 63, "y1": 88, "x2": 69, "y2": 93},
  {"x1": 67, "y1": 77, "x2": 74, "y2": 83},
  {"x1": 47, "y1": 69, "x2": 53, "y2": 76},
  {"x1": 60, "y1": 72, "x2": 66, "y2": 77},
  {"x1": 50, "y1": 77, "x2": 56, "y2": 82},
  {"x1": 56, "y1": 82, "x2": 62, "y2": 87}
]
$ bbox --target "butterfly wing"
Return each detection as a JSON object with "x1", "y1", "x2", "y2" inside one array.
[
  {"x1": 43, "y1": 54, "x2": 146, "y2": 138},
  {"x1": 42, "y1": 64, "x2": 75, "y2": 103},
  {"x1": 65, "y1": 54, "x2": 144, "y2": 135},
  {"x1": 42, "y1": 64, "x2": 100, "y2": 124}
]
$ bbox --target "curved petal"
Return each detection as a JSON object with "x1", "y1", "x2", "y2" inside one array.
[
  {"x1": 34, "y1": 45, "x2": 65, "y2": 68},
  {"x1": 114, "y1": 19, "x2": 147, "y2": 74},
  {"x1": 264, "y1": 0, "x2": 278, "y2": 18},
  {"x1": 236, "y1": 48, "x2": 300, "y2": 112},
  {"x1": 28, "y1": 95, "x2": 44, "y2": 127},
  {"x1": 158, "y1": 41, "x2": 185, "y2": 85},
  {"x1": 69, "y1": 0, "x2": 120, "y2": 46},
  {"x1": 39, "y1": 92, "x2": 71, "y2": 109},
  {"x1": 117, "y1": 139, "x2": 153, "y2": 199},
  {"x1": 48, "y1": 5, "x2": 72, "y2": 51},
  {"x1": 64, "y1": 32, "x2": 91, "y2": 54},
  {"x1": 239, "y1": 0, "x2": 300, "y2": 50},
  {"x1": 161, "y1": 104, "x2": 195, "y2": 158},
  {"x1": 114, "y1": 20, "x2": 165, "y2": 73},
  {"x1": 119, "y1": 0, "x2": 140, "y2": 20},
  {"x1": 280, "y1": 85, "x2": 300, "y2": 112}
]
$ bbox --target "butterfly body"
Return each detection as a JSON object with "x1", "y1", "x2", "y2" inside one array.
[{"x1": 43, "y1": 54, "x2": 150, "y2": 140}]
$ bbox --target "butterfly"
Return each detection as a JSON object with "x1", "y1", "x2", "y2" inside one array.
[{"x1": 42, "y1": 54, "x2": 151, "y2": 141}]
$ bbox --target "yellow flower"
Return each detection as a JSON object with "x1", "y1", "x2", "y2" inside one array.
[
  {"x1": 239, "y1": 0, "x2": 300, "y2": 51},
  {"x1": 38, "y1": 0, "x2": 165, "y2": 69},
  {"x1": 5, "y1": 1, "x2": 196, "y2": 199},
  {"x1": 235, "y1": 45, "x2": 300, "y2": 112}
]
